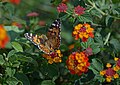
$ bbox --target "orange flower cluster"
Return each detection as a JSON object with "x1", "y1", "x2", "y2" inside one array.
[
  {"x1": 72, "y1": 23, "x2": 94, "y2": 42},
  {"x1": 66, "y1": 52, "x2": 90, "y2": 76},
  {"x1": 100, "y1": 58, "x2": 120, "y2": 82},
  {"x1": 0, "y1": 25, "x2": 9, "y2": 48},
  {"x1": 43, "y1": 50, "x2": 63, "y2": 64}
]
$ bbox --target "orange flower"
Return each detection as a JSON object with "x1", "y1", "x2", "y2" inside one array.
[
  {"x1": 0, "y1": 25, "x2": 9, "y2": 48},
  {"x1": 100, "y1": 70, "x2": 106, "y2": 76},
  {"x1": 66, "y1": 52, "x2": 90, "y2": 76},
  {"x1": 72, "y1": 23, "x2": 94, "y2": 42},
  {"x1": 42, "y1": 50, "x2": 63, "y2": 64},
  {"x1": 68, "y1": 44, "x2": 74, "y2": 50}
]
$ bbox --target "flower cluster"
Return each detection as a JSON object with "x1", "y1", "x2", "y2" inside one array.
[
  {"x1": 100, "y1": 58, "x2": 120, "y2": 82},
  {"x1": 57, "y1": 3, "x2": 68, "y2": 13},
  {"x1": 74, "y1": 5, "x2": 85, "y2": 16},
  {"x1": 57, "y1": 3, "x2": 85, "y2": 16},
  {"x1": 42, "y1": 50, "x2": 63, "y2": 64},
  {"x1": 66, "y1": 52, "x2": 90, "y2": 76},
  {"x1": 72, "y1": 23, "x2": 94, "y2": 42},
  {"x1": 0, "y1": 25, "x2": 9, "y2": 48}
]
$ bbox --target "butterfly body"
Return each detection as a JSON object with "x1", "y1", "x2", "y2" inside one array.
[{"x1": 24, "y1": 19, "x2": 61, "y2": 54}]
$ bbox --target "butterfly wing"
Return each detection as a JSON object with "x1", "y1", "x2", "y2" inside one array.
[{"x1": 46, "y1": 19, "x2": 61, "y2": 50}]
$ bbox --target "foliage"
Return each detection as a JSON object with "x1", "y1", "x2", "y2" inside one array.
[{"x1": 0, "y1": 0, "x2": 120, "y2": 85}]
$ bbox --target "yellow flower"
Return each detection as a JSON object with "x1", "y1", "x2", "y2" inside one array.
[
  {"x1": 113, "y1": 65, "x2": 120, "y2": 71},
  {"x1": 100, "y1": 70, "x2": 106, "y2": 76},
  {"x1": 114, "y1": 57, "x2": 119, "y2": 61},
  {"x1": 106, "y1": 76, "x2": 112, "y2": 82},
  {"x1": 106, "y1": 63, "x2": 112, "y2": 68},
  {"x1": 113, "y1": 73, "x2": 119, "y2": 79},
  {"x1": 42, "y1": 50, "x2": 63, "y2": 64}
]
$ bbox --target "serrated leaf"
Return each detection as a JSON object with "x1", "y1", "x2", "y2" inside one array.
[
  {"x1": 6, "y1": 77, "x2": 19, "y2": 85},
  {"x1": 11, "y1": 42, "x2": 23, "y2": 52},
  {"x1": 0, "y1": 55, "x2": 5, "y2": 65},
  {"x1": 90, "y1": 58, "x2": 104, "y2": 72},
  {"x1": 41, "y1": 80, "x2": 55, "y2": 85}
]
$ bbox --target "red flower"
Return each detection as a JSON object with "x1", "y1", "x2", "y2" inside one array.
[
  {"x1": 105, "y1": 68, "x2": 115, "y2": 77},
  {"x1": 10, "y1": 0, "x2": 21, "y2": 5},
  {"x1": 74, "y1": 5, "x2": 85, "y2": 16},
  {"x1": 116, "y1": 59, "x2": 120, "y2": 67},
  {"x1": 57, "y1": 3, "x2": 68, "y2": 13},
  {"x1": 27, "y1": 12, "x2": 39, "y2": 17}
]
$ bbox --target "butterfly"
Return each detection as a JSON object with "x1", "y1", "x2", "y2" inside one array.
[{"x1": 24, "y1": 19, "x2": 61, "y2": 54}]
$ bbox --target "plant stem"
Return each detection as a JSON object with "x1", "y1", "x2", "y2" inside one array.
[{"x1": 104, "y1": 32, "x2": 111, "y2": 45}]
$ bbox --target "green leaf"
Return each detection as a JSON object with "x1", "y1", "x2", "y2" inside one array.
[
  {"x1": 94, "y1": 75, "x2": 105, "y2": 83},
  {"x1": 81, "y1": 42, "x2": 88, "y2": 49},
  {"x1": 91, "y1": 44, "x2": 100, "y2": 54},
  {"x1": 5, "y1": 67, "x2": 16, "y2": 77},
  {"x1": 60, "y1": 44, "x2": 69, "y2": 52},
  {"x1": 15, "y1": 73, "x2": 30, "y2": 85},
  {"x1": 11, "y1": 42, "x2": 23, "y2": 52},
  {"x1": 87, "y1": 38, "x2": 94, "y2": 46},
  {"x1": 41, "y1": 80, "x2": 55, "y2": 85},
  {"x1": 90, "y1": 58, "x2": 104, "y2": 72},
  {"x1": 0, "y1": 55, "x2": 5, "y2": 65},
  {"x1": 78, "y1": 12, "x2": 92, "y2": 22},
  {"x1": 110, "y1": 39, "x2": 120, "y2": 52},
  {"x1": 7, "y1": 50, "x2": 16, "y2": 58},
  {"x1": 6, "y1": 77, "x2": 19, "y2": 85},
  {"x1": 4, "y1": 26, "x2": 24, "y2": 33}
]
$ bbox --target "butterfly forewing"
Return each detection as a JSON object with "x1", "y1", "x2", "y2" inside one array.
[{"x1": 47, "y1": 19, "x2": 61, "y2": 50}]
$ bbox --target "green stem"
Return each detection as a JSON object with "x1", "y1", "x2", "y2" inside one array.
[
  {"x1": 88, "y1": 0, "x2": 106, "y2": 16},
  {"x1": 104, "y1": 32, "x2": 111, "y2": 45}
]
